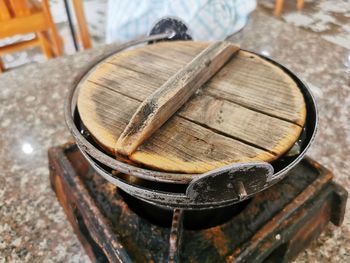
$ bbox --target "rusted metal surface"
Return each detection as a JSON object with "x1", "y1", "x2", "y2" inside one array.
[
  {"x1": 168, "y1": 209, "x2": 184, "y2": 263},
  {"x1": 48, "y1": 143, "x2": 347, "y2": 263}
]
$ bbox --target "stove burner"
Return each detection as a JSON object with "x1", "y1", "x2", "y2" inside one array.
[
  {"x1": 49, "y1": 143, "x2": 347, "y2": 263},
  {"x1": 118, "y1": 189, "x2": 251, "y2": 230}
]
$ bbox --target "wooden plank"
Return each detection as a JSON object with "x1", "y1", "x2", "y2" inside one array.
[
  {"x1": 0, "y1": 37, "x2": 40, "y2": 55},
  {"x1": 77, "y1": 41, "x2": 306, "y2": 173},
  {"x1": 87, "y1": 63, "x2": 301, "y2": 155},
  {"x1": 115, "y1": 41, "x2": 239, "y2": 156},
  {"x1": 131, "y1": 116, "x2": 275, "y2": 173},
  {"x1": 108, "y1": 42, "x2": 305, "y2": 125},
  {"x1": 204, "y1": 52, "x2": 306, "y2": 126},
  {"x1": 0, "y1": 12, "x2": 47, "y2": 38},
  {"x1": 78, "y1": 81, "x2": 275, "y2": 173},
  {"x1": 179, "y1": 94, "x2": 302, "y2": 155}
]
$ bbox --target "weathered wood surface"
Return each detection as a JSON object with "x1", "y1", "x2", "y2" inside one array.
[
  {"x1": 49, "y1": 144, "x2": 347, "y2": 263},
  {"x1": 77, "y1": 41, "x2": 306, "y2": 173},
  {"x1": 116, "y1": 41, "x2": 240, "y2": 156}
]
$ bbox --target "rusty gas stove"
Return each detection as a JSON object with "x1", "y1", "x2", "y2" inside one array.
[{"x1": 49, "y1": 20, "x2": 347, "y2": 263}]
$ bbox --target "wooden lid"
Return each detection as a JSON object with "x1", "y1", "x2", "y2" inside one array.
[{"x1": 77, "y1": 41, "x2": 306, "y2": 174}]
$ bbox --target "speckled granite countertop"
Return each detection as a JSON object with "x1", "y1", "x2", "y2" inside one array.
[{"x1": 0, "y1": 11, "x2": 349, "y2": 262}]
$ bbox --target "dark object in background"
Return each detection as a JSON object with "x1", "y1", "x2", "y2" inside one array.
[{"x1": 148, "y1": 17, "x2": 192, "y2": 44}]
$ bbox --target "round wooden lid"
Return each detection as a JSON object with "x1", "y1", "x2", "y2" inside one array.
[{"x1": 77, "y1": 41, "x2": 306, "y2": 174}]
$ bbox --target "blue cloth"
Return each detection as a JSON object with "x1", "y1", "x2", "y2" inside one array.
[{"x1": 106, "y1": 0, "x2": 256, "y2": 42}]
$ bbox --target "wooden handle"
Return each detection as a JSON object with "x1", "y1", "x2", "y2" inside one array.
[{"x1": 115, "y1": 41, "x2": 240, "y2": 156}]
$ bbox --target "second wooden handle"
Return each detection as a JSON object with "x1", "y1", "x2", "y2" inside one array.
[{"x1": 115, "y1": 41, "x2": 240, "y2": 156}]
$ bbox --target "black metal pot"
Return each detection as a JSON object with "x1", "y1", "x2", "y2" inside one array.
[{"x1": 65, "y1": 32, "x2": 317, "y2": 209}]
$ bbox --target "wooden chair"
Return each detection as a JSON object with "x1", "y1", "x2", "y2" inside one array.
[
  {"x1": 0, "y1": 0, "x2": 63, "y2": 72},
  {"x1": 274, "y1": 0, "x2": 304, "y2": 16}
]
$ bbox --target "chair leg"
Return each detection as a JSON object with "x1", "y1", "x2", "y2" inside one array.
[
  {"x1": 37, "y1": 31, "x2": 54, "y2": 59},
  {"x1": 42, "y1": 0, "x2": 64, "y2": 56},
  {"x1": 49, "y1": 26, "x2": 64, "y2": 56},
  {"x1": 296, "y1": 0, "x2": 304, "y2": 10},
  {"x1": 72, "y1": 0, "x2": 92, "y2": 49},
  {"x1": 0, "y1": 57, "x2": 5, "y2": 73},
  {"x1": 274, "y1": 0, "x2": 284, "y2": 16}
]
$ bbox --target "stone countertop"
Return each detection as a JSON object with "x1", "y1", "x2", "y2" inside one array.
[{"x1": 0, "y1": 11, "x2": 349, "y2": 262}]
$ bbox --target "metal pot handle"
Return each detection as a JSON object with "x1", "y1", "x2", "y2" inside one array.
[{"x1": 186, "y1": 162, "x2": 274, "y2": 203}]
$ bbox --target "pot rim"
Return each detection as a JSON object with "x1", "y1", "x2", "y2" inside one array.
[{"x1": 65, "y1": 38, "x2": 318, "y2": 186}]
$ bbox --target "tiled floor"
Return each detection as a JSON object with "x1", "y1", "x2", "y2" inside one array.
[
  {"x1": 0, "y1": 0, "x2": 349, "y2": 71},
  {"x1": 259, "y1": 0, "x2": 350, "y2": 49}
]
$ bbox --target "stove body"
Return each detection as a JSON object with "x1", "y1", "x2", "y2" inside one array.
[{"x1": 49, "y1": 143, "x2": 347, "y2": 263}]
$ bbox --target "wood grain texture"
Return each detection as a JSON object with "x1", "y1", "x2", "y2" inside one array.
[
  {"x1": 77, "y1": 41, "x2": 306, "y2": 174},
  {"x1": 116, "y1": 41, "x2": 239, "y2": 156}
]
